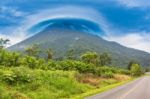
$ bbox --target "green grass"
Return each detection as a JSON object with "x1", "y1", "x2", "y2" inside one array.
[
  {"x1": 0, "y1": 67, "x2": 133, "y2": 99},
  {"x1": 0, "y1": 48, "x2": 141, "y2": 99},
  {"x1": 0, "y1": 67, "x2": 93, "y2": 99}
]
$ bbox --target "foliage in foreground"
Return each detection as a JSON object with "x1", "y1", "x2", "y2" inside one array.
[
  {"x1": 0, "y1": 67, "x2": 132, "y2": 99},
  {"x1": 0, "y1": 48, "x2": 143, "y2": 99},
  {"x1": 0, "y1": 68, "x2": 88, "y2": 98}
]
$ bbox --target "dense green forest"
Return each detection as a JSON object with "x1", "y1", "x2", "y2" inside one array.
[{"x1": 0, "y1": 38, "x2": 143, "y2": 99}]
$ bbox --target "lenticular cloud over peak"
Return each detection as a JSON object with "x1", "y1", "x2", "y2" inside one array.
[
  {"x1": 24, "y1": 6, "x2": 113, "y2": 36},
  {"x1": 0, "y1": 0, "x2": 150, "y2": 52},
  {"x1": 28, "y1": 18, "x2": 104, "y2": 35}
]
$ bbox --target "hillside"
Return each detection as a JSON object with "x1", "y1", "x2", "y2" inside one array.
[{"x1": 9, "y1": 26, "x2": 150, "y2": 67}]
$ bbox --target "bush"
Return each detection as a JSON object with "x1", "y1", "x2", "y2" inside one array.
[
  {"x1": 101, "y1": 71, "x2": 114, "y2": 78},
  {"x1": 0, "y1": 50, "x2": 21, "y2": 67},
  {"x1": 0, "y1": 49, "x2": 131, "y2": 79},
  {"x1": 94, "y1": 67, "x2": 114, "y2": 78},
  {"x1": 45, "y1": 60, "x2": 130, "y2": 78},
  {"x1": 2, "y1": 71, "x2": 16, "y2": 84},
  {"x1": 130, "y1": 64, "x2": 142, "y2": 76},
  {"x1": 45, "y1": 60, "x2": 96, "y2": 74},
  {"x1": 1, "y1": 67, "x2": 35, "y2": 84},
  {"x1": 22, "y1": 56, "x2": 38, "y2": 69}
]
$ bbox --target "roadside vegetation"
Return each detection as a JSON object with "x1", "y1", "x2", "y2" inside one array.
[{"x1": 0, "y1": 38, "x2": 144, "y2": 99}]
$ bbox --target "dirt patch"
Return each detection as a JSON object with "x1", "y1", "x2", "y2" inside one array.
[
  {"x1": 76, "y1": 73, "x2": 102, "y2": 86},
  {"x1": 114, "y1": 74, "x2": 131, "y2": 81}
]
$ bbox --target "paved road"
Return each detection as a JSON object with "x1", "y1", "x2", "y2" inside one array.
[{"x1": 86, "y1": 76, "x2": 150, "y2": 99}]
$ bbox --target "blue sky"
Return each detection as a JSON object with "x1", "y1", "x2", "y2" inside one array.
[{"x1": 0, "y1": 0, "x2": 150, "y2": 52}]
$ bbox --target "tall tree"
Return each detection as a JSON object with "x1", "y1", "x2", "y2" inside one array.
[
  {"x1": 0, "y1": 38, "x2": 10, "y2": 49},
  {"x1": 127, "y1": 60, "x2": 139, "y2": 70},
  {"x1": 66, "y1": 49, "x2": 74, "y2": 60},
  {"x1": 130, "y1": 63, "x2": 142, "y2": 76},
  {"x1": 25, "y1": 44, "x2": 41, "y2": 57},
  {"x1": 46, "y1": 48, "x2": 53, "y2": 60},
  {"x1": 99, "y1": 53, "x2": 111, "y2": 66},
  {"x1": 81, "y1": 52, "x2": 98, "y2": 65}
]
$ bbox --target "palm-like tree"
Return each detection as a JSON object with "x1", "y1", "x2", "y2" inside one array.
[{"x1": 0, "y1": 38, "x2": 10, "y2": 49}]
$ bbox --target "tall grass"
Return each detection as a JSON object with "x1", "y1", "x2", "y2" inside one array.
[{"x1": 0, "y1": 67, "x2": 92, "y2": 99}]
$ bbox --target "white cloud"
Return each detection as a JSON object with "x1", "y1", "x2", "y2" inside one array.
[
  {"x1": 1, "y1": 6, "x2": 106, "y2": 45},
  {"x1": 0, "y1": 28, "x2": 27, "y2": 46},
  {"x1": 103, "y1": 33, "x2": 150, "y2": 53},
  {"x1": 1, "y1": 5, "x2": 149, "y2": 53},
  {"x1": 0, "y1": 6, "x2": 25, "y2": 17},
  {"x1": 117, "y1": 0, "x2": 150, "y2": 8},
  {"x1": 1, "y1": 5, "x2": 113, "y2": 46},
  {"x1": 23, "y1": 6, "x2": 114, "y2": 35}
]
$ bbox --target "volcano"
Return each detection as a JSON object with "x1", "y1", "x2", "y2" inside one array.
[{"x1": 9, "y1": 19, "x2": 150, "y2": 67}]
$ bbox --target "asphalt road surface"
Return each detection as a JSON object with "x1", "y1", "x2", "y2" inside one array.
[{"x1": 86, "y1": 76, "x2": 150, "y2": 99}]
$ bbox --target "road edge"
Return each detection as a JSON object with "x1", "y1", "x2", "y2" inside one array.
[{"x1": 73, "y1": 78, "x2": 136, "y2": 99}]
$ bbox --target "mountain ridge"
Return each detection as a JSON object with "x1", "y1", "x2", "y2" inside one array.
[{"x1": 9, "y1": 27, "x2": 150, "y2": 67}]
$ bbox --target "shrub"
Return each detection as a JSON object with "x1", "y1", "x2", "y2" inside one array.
[
  {"x1": 2, "y1": 71, "x2": 16, "y2": 84},
  {"x1": 46, "y1": 60, "x2": 96, "y2": 74},
  {"x1": 23, "y1": 56, "x2": 38, "y2": 69},
  {"x1": 101, "y1": 71, "x2": 114, "y2": 78},
  {"x1": 2, "y1": 67, "x2": 35, "y2": 84},
  {"x1": 130, "y1": 64, "x2": 142, "y2": 76},
  {"x1": 0, "y1": 50, "x2": 21, "y2": 67}
]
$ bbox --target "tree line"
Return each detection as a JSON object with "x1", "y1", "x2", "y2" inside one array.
[{"x1": 0, "y1": 38, "x2": 144, "y2": 77}]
